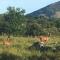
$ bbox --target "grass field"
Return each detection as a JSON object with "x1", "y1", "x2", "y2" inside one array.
[{"x1": 0, "y1": 35, "x2": 60, "y2": 60}]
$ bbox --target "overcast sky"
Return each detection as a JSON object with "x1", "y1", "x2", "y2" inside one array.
[{"x1": 0, "y1": 0, "x2": 60, "y2": 14}]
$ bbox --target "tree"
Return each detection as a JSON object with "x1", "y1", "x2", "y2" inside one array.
[
  {"x1": 25, "y1": 22, "x2": 42, "y2": 36},
  {"x1": 4, "y1": 6, "x2": 25, "y2": 35}
]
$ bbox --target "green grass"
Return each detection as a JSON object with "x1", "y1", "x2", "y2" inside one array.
[{"x1": 0, "y1": 36, "x2": 60, "y2": 60}]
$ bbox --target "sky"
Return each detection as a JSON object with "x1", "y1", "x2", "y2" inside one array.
[{"x1": 0, "y1": 0, "x2": 60, "y2": 14}]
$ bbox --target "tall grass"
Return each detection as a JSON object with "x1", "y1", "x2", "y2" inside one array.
[{"x1": 0, "y1": 35, "x2": 60, "y2": 60}]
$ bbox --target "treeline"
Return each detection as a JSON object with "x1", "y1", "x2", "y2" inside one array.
[{"x1": 0, "y1": 6, "x2": 60, "y2": 36}]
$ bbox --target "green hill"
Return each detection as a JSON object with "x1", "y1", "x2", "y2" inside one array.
[{"x1": 27, "y1": 1, "x2": 60, "y2": 18}]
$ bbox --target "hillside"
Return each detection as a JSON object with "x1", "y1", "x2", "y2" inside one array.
[{"x1": 27, "y1": 1, "x2": 60, "y2": 18}]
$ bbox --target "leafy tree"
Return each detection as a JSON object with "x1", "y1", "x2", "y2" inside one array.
[{"x1": 4, "y1": 6, "x2": 25, "y2": 35}]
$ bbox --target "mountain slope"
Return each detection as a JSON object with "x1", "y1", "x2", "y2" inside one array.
[{"x1": 27, "y1": 1, "x2": 60, "y2": 18}]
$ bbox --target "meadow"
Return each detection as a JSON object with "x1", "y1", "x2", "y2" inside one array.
[{"x1": 0, "y1": 35, "x2": 60, "y2": 60}]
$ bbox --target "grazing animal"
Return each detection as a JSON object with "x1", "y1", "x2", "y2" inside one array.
[
  {"x1": 3, "y1": 36, "x2": 12, "y2": 48},
  {"x1": 37, "y1": 35, "x2": 49, "y2": 43},
  {"x1": 35, "y1": 35, "x2": 49, "y2": 47},
  {"x1": 3, "y1": 40, "x2": 11, "y2": 47}
]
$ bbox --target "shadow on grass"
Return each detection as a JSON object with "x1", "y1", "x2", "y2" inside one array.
[
  {"x1": 28, "y1": 42, "x2": 60, "y2": 52},
  {"x1": 0, "y1": 52, "x2": 22, "y2": 60},
  {"x1": 28, "y1": 54, "x2": 59, "y2": 60},
  {"x1": 28, "y1": 42, "x2": 52, "y2": 51},
  {"x1": 0, "y1": 52, "x2": 60, "y2": 60}
]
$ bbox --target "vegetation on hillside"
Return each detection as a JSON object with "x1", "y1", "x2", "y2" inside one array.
[
  {"x1": 27, "y1": 1, "x2": 60, "y2": 18},
  {"x1": 0, "y1": 6, "x2": 60, "y2": 36}
]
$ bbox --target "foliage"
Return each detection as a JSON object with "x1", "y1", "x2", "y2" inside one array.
[{"x1": 0, "y1": 6, "x2": 60, "y2": 36}]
